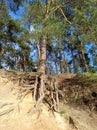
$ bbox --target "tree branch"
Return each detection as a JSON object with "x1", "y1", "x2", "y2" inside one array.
[{"x1": 59, "y1": 8, "x2": 72, "y2": 24}]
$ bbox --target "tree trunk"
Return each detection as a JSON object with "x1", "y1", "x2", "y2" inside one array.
[
  {"x1": 38, "y1": 35, "x2": 47, "y2": 74},
  {"x1": 0, "y1": 44, "x2": 5, "y2": 68},
  {"x1": 64, "y1": 56, "x2": 70, "y2": 74},
  {"x1": 81, "y1": 50, "x2": 88, "y2": 72},
  {"x1": 36, "y1": 41, "x2": 40, "y2": 61},
  {"x1": 79, "y1": 42, "x2": 88, "y2": 72},
  {"x1": 54, "y1": 53, "x2": 58, "y2": 74},
  {"x1": 73, "y1": 56, "x2": 79, "y2": 73},
  {"x1": 59, "y1": 50, "x2": 64, "y2": 73}
]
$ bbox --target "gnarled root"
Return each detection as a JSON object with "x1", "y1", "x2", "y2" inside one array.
[{"x1": 19, "y1": 73, "x2": 60, "y2": 114}]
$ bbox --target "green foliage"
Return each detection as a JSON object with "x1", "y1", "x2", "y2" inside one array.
[
  {"x1": 60, "y1": 110, "x2": 66, "y2": 115},
  {"x1": 1, "y1": 0, "x2": 97, "y2": 73},
  {"x1": 73, "y1": 0, "x2": 97, "y2": 43},
  {"x1": 0, "y1": 1, "x2": 36, "y2": 71},
  {"x1": 77, "y1": 73, "x2": 97, "y2": 86},
  {"x1": 27, "y1": 1, "x2": 68, "y2": 40},
  {"x1": 89, "y1": 66, "x2": 96, "y2": 73},
  {"x1": 7, "y1": 69, "x2": 18, "y2": 74}
]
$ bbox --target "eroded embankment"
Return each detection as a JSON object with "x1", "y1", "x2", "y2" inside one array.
[
  {"x1": 0, "y1": 70, "x2": 97, "y2": 130},
  {"x1": 0, "y1": 70, "x2": 73, "y2": 130}
]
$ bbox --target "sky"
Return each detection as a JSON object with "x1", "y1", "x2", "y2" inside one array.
[{"x1": 6, "y1": 1, "x2": 96, "y2": 72}]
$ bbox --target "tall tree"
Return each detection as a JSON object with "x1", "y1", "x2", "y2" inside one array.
[{"x1": 26, "y1": 0, "x2": 71, "y2": 74}]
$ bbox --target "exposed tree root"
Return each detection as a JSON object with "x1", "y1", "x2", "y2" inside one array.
[
  {"x1": 18, "y1": 72, "x2": 60, "y2": 114},
  {"x1": 0, "y1": 107, "x2": 14, "y2": 116}
]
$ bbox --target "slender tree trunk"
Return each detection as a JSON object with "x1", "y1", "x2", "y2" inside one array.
[
  {"x1": 64, "y1": 56, "x2": 70, "y2": 74},
  {"x1": 54, "y1": 53, "x2": 58, "y2": 74},
  {"x1": 23, "y1": 53, "x2": 26, "y2": 72},
  {"x1": 55, "y1": 62, "x2": 58, "y2": 74},
  {"x1": 38, "y1": 35, "x2": 47, "y2": 74},
  {"x1": 15, "y1": 56, "x2": 20, "y2": 71},
  {"x1": 74, "y1": 57, "x2": 79, "y2": 73},
  {"x1": 36, "y1": 41, "x2": 40, "y2": 61},
  {"x1": 71, "y1": 48, "x2": 78, "y2": 73},
  {"x1": 79, "y1": 53, "x2": 84, "y2": 72},
  {"x1": 59, "y1": 50, "x2": 64, "y2": 73},
  {"x1": 0, "y1": 44, "x2": 5, "y2": 68},
  {"x1": 15, "y1": 56, "x2": 18, "y2": 70},
  {"x1": 81, "y1": 50, "x2": 88, "y2": 72},
  {"x1": 80, "y1": 42, "x2": 88, "y2": 72}
]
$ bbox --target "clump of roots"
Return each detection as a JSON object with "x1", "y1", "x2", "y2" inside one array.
[{"x1": 18, "y1": 72, "x2": 60, "y2": 114}]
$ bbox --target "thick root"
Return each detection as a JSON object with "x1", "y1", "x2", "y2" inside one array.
[{"x1": 19, "y1": 72, "x2": 60, "y2": 113}]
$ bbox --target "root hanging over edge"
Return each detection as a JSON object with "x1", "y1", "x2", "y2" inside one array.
[{"x1": 19, "y1": 72, "x2": 60, "y2": 114}]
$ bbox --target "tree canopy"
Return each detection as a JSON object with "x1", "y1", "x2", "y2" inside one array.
[{"x1": 0, "y1": 0, "x2": 97, "y2": 74}]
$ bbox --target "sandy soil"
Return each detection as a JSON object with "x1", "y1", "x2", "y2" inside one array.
[
  {"x1": 0, "y1": 75, "x2": 72, "y2": 130},
  {"x1": 0, "y1": 71, "x2": 97, "y2": 130}
]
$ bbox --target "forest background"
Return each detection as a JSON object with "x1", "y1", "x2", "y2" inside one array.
[{"x1": 0, "y1": 0, "x2": 97, "y2": 74}]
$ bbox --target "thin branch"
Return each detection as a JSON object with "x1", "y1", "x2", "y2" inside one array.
[
  {"x1": 59, "y1": 8, "x2": 72, "y2": 24},
  {"x1": 44, "y1": 2, "x2": 72, "y2": 25},
  {"x1": 21, "y1": 85, "x2": 35, "y2": 90}
]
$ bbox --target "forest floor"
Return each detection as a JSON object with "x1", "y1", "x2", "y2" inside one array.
[{"x1": 0, "y1": 69, "x2": 97, "y2": 130}]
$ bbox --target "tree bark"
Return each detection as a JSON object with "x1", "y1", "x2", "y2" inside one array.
[
  {"x1": 64, "y1": 56, "x2": 70, "y2": 74},
  {"x1": 36, "y1": 41, "x2": 40, "y2": 61},
  {"x1": 79, "y1": 42, "x2": 88, "y2": 72},
  {"x1": 37, "y1": 35, "x2": 47, "y2": 74},
  {"x1": 54, "y1": 53, "x2": 58, "y2": 74},
  {"x1": 59, "y1": 50, "x2": 64, "y2": 73},
  {"x1": 81, "y1": 50, "x2": 88, "y2": 72}
]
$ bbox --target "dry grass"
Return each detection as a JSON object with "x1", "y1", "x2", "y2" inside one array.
[{"x1": 60, "y1": 103, "x2": 97, "y2": 130}]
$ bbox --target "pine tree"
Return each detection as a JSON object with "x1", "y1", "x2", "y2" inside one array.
[{"x1": 26, "y1": 0, "x2": 72, "y2": 74}]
